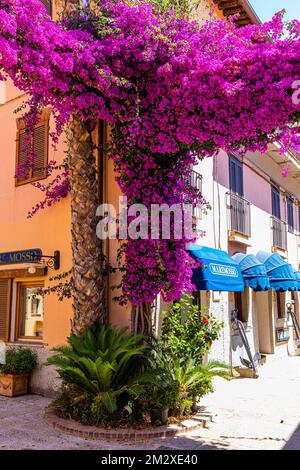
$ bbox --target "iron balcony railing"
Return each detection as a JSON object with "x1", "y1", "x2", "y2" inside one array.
[
  {"x1": 227, "y1": 192, "x2": 251, "y2": 237},
  {"x1": 186, "y1": 170, "x2": 203, "y2": 220},
  {"x1": 271, "y1": 216, "x2": 287, "y2": 251}
]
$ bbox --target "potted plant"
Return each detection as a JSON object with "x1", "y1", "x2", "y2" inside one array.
[
  {"x1": 138, "y1": 352, "x2": 180, "y2": 426},
  {"x1": 0, "y1": 348, "x2": 37, "y2": 397}
]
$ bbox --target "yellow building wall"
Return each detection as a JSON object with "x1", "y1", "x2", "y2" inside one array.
[{"x1": 0, "y1": 81, "x2": 73, "y2": 347}]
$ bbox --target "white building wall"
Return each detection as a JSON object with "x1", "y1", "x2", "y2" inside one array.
[{"x1": 193, "y1": 147, "x2": 300, "y2": 368}]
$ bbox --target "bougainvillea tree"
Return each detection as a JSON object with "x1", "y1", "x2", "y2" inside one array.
[{"x1": 0, "y1": 0, "x2": 299, "y2": 333}]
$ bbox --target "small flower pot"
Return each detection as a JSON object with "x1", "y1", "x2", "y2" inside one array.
[
  {"x1": 150, "y1": 408, "x2": 168, "y2": 426},
  {"x1": 0, "y1": 374, "x2": 29, "y2": 397}
]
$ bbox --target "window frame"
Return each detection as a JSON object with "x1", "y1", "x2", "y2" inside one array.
[
  {"x1": 15, "y1": 281, "x2": 44, "y2": 342},
  {"x1": 15, "y1": 112, "x2": 50, "y2": 187}
]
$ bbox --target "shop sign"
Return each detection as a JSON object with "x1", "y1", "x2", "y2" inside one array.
[
  {"x1": 0, "y1": 249, "x2": 42, "y2": 265},
  {"x1": 209, "y1": 263, "x2": 238, "y2": 278},
  {"x1": 275, "y1": 327, "x2": 290, "y2": 344}
]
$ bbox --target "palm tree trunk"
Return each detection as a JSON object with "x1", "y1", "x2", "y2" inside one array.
[
  {"x1": 132, "y1": 303, "x2": 154, "y2": 335},
  {"x1": 66, "y1": 114, "x2": 106, "y2": 336},
  {"x1": 60, "y1": 0, "x2": 106, "y2": 336}
]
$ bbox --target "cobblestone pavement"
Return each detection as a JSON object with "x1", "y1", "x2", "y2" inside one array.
[{"x1": 1, "y1": 356, "x2": 300, "y2": 450}]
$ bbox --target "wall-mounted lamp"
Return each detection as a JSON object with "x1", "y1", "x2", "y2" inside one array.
[{"x1": 28, "y1": 266, "x2": 37, "y2": 274}]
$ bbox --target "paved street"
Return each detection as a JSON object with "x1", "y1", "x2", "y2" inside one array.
[{"x1": 1, "y1": 356, "x2": 300, "y2": 450}]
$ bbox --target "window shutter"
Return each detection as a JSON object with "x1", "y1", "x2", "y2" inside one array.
[
  {"x1": 40, "y1": 0, "x2": 52, "y2": 16},
  {"x1": 287, "y1": 197, "x2": 294, "y2": 230},
  {"x1": 229, "y1": 156, "x2": 243, "y2": 196},
  {"x1": 271, "y1": 187, "x2": 281, "y2": 219},
  {"x1": 32, "y1": 125, "x2": 47, "y2": 179},
  {"x1": 16, "y1": 131, "x2": 30, "y2": 183},
  {"x1": 0, "y1": 279, "x2": 11, "y2": 341}
]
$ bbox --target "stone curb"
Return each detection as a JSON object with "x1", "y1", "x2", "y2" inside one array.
[{"x1": 44, "y1": 407, "x2": 212, "y2": 442}]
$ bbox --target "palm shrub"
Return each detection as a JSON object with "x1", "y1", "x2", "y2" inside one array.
[
  {"x1": 170, "y1": 358, "x2": 231, "y2": 415},
  {"x1": 138, "y1": 346, "x2": 231, "y2": 417},
  {"x1": 47, "y1": 324, "x2": 150, "y2": 420}
]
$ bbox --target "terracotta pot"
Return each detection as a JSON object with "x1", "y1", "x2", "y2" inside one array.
[{"x1": 0, "y1": 374, "x2": 29, "y2": 397}]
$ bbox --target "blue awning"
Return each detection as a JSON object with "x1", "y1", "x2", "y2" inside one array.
[
  {"x1": 294, "y1": 271, "x2": 300, "y2": 291},
  {"x1": 256, "y1": 251, "x2": 298, "y2": 292},
  {"x1": 188, "y1": 245, "x2": 245, "y2": 292},
  {"x1": 232, "y1": 253, "x2": 271, "y2": 292}
]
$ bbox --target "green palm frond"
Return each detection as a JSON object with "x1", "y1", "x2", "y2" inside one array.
[{"x1": 47, "y1": 323, "x2": 150, "y2": 415}]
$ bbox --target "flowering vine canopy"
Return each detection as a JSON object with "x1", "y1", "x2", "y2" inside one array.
[{"x1": 0, "y1": 0, "x2": 300, "y2": 306}]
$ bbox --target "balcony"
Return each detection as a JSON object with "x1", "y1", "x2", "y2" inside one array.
[
  {"x1": 186, "y1": 170, "x2": 203, "y2": 220},
  {"x1": 227, "y1": 192, "x2": 251, "y2": 238},
  {"x1": 271, "y1": 216, "x2": 287, "y2": 252}
]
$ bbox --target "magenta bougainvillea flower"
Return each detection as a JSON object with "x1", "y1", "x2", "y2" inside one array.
[{"x1": 0, "y1": 0, "x2": 300, "y2": 305}]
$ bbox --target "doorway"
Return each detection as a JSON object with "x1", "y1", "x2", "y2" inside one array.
[{"x1": 256, "y1": 291, "x2": 274, "y2": 354}]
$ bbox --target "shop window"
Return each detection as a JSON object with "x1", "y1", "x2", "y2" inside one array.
[
  {"x1": 0, "y1": 279, "x2": 12, "y2": 342},
  {"x1": 276, "y1": 292, "x2": 285, "y2": 319},
  {"x1": 234, "y1": 291, "x2": 248, "y2": 323},
  {"x1": 40, "y1": 0, "x2": 52, "y2": 17},
  {"x1": 16, "y1": 283, "x2": 44, "y2": 341},
  {"x1": 16, "y1": 115, "x2": 49, "y2": 186}
]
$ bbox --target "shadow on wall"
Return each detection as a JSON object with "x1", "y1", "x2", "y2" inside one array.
[{"x1": 282, "y1": 424, "x2": 300, "y2": 450}]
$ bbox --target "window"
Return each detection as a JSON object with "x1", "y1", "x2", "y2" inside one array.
[
  {"x1": 271, "y1": 186, "x2": 281, "y2": 219},
  {"x1": 0, "y1": 279, "x2": 12, "y2": 342},
  {"x1": 16, "y1": 283, "x2": 44, "y2": 341},
  {"x1": 276, "y1": 292, "x2": 285, "y2": 319},
  {"x1": 40, "y1": 0, "x2": 52, "y2": 17},
  {"x1": 16, "y1": 115, "x2": 49, "y2": 186},
  {"x1": 229, "y1": 155, "x2": 243, "y2": 196},
  {"x1": 287, "y1": 196, "x2": 294, "y2": 233}
]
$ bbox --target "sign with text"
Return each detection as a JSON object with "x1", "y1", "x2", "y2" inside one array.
[{"x1": 0, "y1": 249, "x2": 42, "y2": 265}]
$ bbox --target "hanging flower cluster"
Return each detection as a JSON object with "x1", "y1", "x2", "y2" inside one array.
[{"x1": 0, "y1": 0, "x2": 300, "y2": 305}]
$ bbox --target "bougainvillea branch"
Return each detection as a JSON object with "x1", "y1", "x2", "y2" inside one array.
[{"x1": 0, "y1": 0, "x2": 300, "y2": 306}]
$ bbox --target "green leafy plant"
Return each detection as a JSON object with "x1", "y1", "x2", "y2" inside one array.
[
  {"x1": 0, "y1": 348, "x2": 37, "y2": 375},
  {"x1": 170, "y1": 358, "x2": 231, "y2": 414},
  {"x1": 138, "y1": 343, "x2": 231, "y2": 418},
  {"x1": 138, "y1": 351, "x2": 180, "y2": 412},
  {"x1": 47, "y1": 324, "x2": 149, "y2": 418},
  {"x1": 160, "y1": 293, "x2": 223, "y2": 364}
]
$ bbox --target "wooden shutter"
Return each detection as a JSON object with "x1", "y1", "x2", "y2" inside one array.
[
  {"x1": 16, "y1": 131, "x2": 30, "y2": 183},
  {"x1": 32, "y1": 124, "x2": 47, "y2": 179},
  {"x1": 16, "y1": 121, "x2": 48, "y2": 185},
  {"x1": 271, "y1": 186, "x2": 281, "y2": 219},
  {"x1": 287, "y1": 197, "x2": 294, "y2": 230},
  {"x1": 40, "y1": 0, "x2": 52, "y2": 16},
  {"x1": 0, "y1": 279, "x2": 11, "y2": 342}
]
